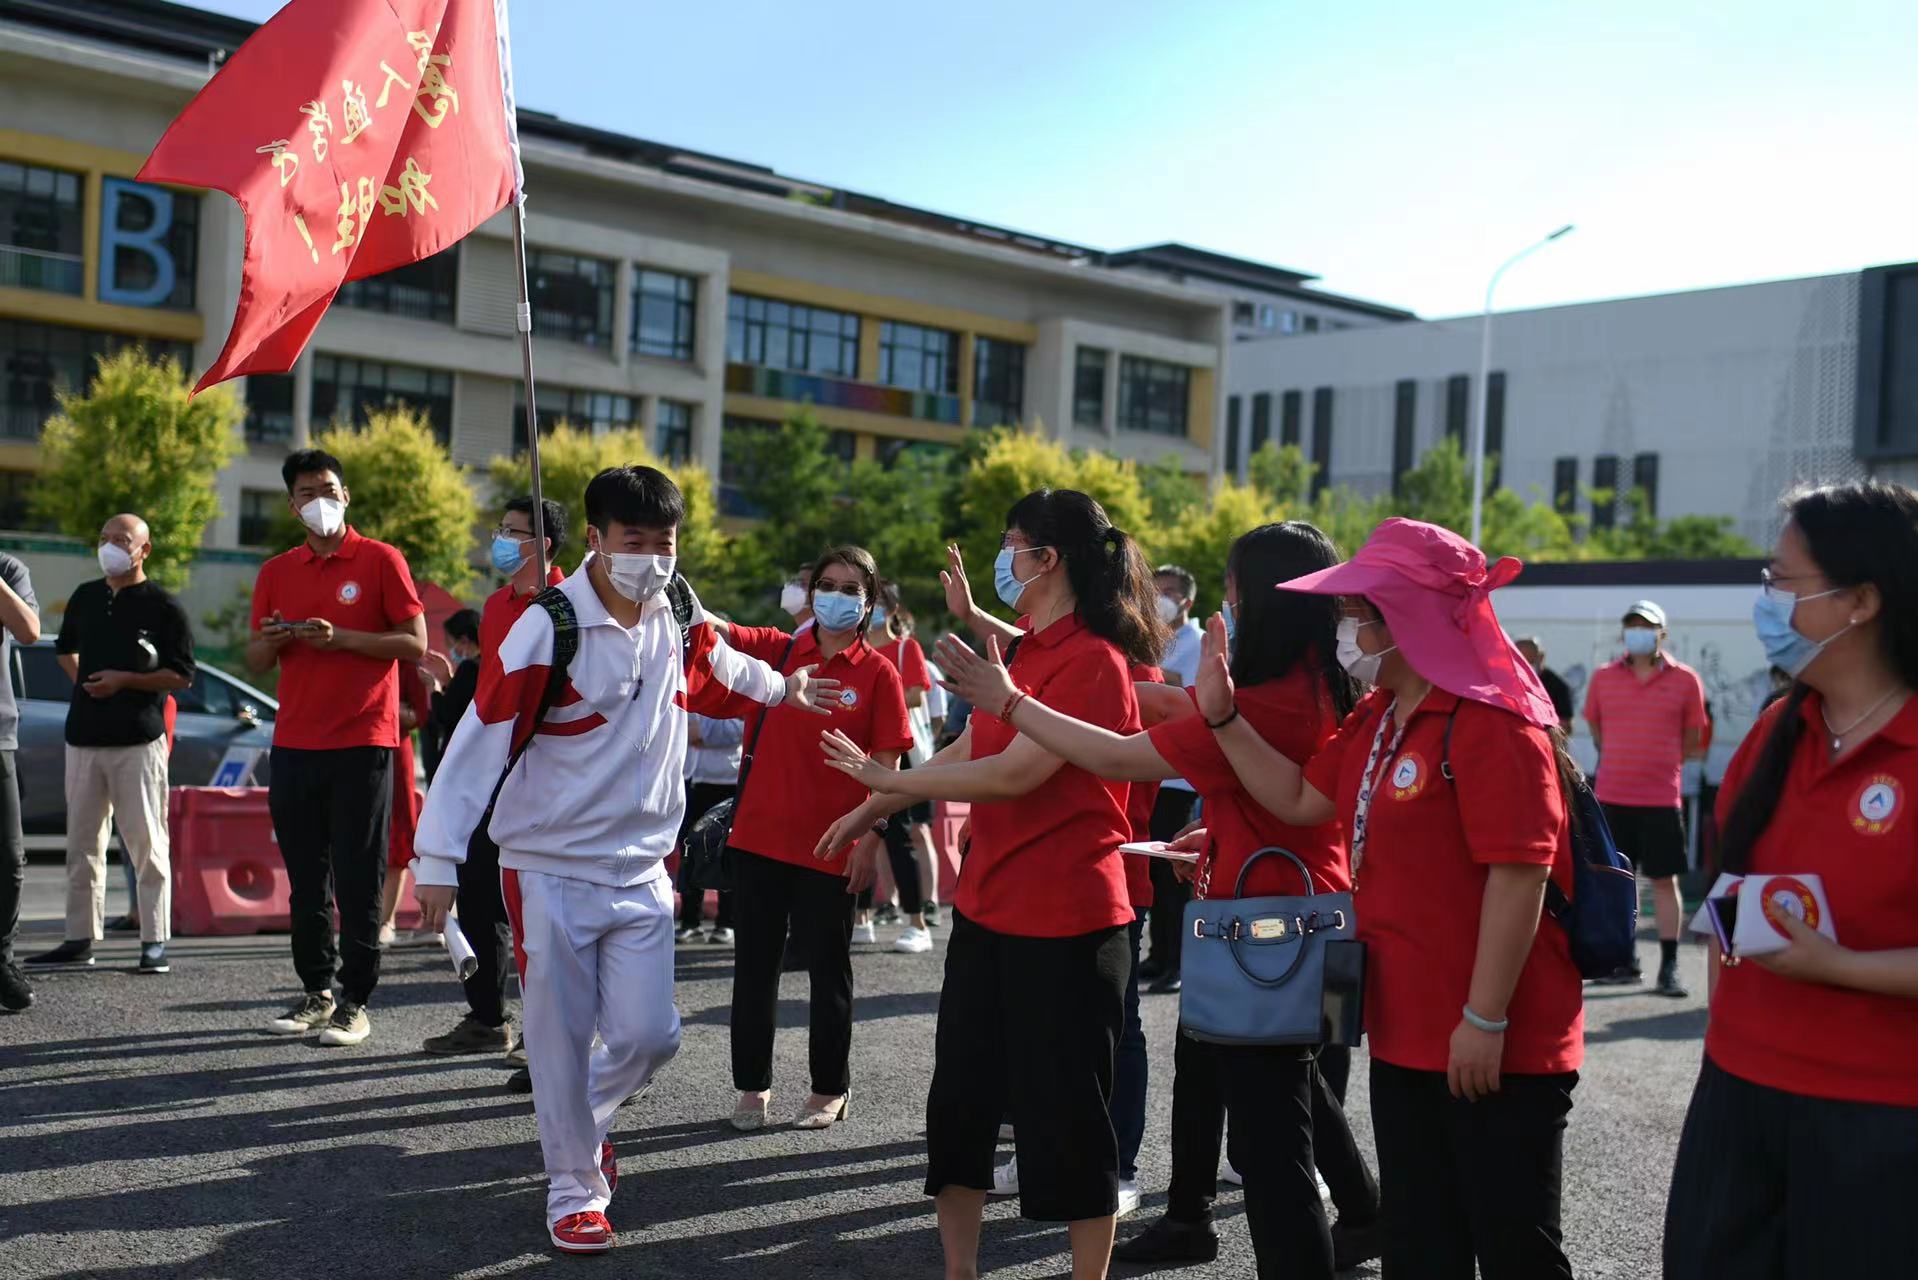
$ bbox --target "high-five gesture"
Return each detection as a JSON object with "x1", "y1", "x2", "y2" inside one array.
[
  {"x1": 1196, "y1": 612, "x2": 1236, "y2": 725},
  {"x1": 935, "y1": 633, "x2": 1018, "y2": 718},
  {"x1": 940, "y1": 543, "x2": 975, "y2": 623},
  {"x1": 784, "y1": 664, "x2": 842, "y2": 715},
  {"x1": 818, "y1": 728, "x2": 898, "y2": 790}
]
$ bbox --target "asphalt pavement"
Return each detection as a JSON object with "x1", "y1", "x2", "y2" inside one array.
[{"x1": 0, "y1": 864, "x2": 1704, "y2": 1279}]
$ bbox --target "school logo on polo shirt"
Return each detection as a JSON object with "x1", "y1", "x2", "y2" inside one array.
[
  {"x1": 837, "y1": 687, "x2": 860, "y2": 710},
  {"x1": 1388, "y1": 752, "x2": 1427, "y2": 801},
  {"x1": 1851, "y1": 774, "x2": 1901, "y2": 836},
  {"x1": 1760, "y1": 875, "x2": 1822, "y2": 934},
  {"x1": 336, "y1": 580, "x2": 363, "y2": 605}
]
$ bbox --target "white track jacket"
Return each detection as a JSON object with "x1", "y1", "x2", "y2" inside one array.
[{"x1": 414, "y1": 565, "x2": 786, "y2": 890}]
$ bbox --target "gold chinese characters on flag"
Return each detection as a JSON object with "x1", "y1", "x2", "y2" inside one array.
[{"x1": 139, "y1": 0, "x2": 519, "y2": 394}]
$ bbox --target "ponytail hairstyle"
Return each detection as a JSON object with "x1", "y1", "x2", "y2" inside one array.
[
  {"x1": 1005, "y1": 488, "x2": 1168, "y2": 667},
  {"x1": 1226, "y1": 522, "x2": 1359, "y2": 720},
  {"x1": 809, "y1": 544, "x2": 881, "y2": 636},
  {"x1": 1719, "y1": 481, "x2": 1918, "y2": 873}
]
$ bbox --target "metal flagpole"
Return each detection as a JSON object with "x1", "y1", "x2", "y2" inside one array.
[{"x1": 509, "y1": 202, "x2": 547, "y2": 583}]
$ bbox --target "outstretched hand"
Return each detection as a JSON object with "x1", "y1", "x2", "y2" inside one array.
[
  {"x1": 940, "y1": 544, "x2": 975, "y2": 623},
  {"x1": 785, "y1": 664, "x2": 842, "y2": 716},
  {"x1": 935, "y1": 633, "x2": 1018, "y2": 716},
  {"x1": 1196, "y1": 612, "x2": 1236, "y2": 725},
  {"x1": 816, "y1": 801, "x2": 877, "y2": 862},
  {"x1": 819, "y1": 728, "x2": 893, "y2": 790}
]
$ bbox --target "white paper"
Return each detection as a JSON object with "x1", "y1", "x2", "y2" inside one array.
[
  {"x1": 1733, "y1": 873, "x2": 1837, "y2": 957},
  {"x1": 1120, "y1": 841, "x2": 1200, "y2": 864},
  {"x1": 443, "y1": 915, "x2": 479, "y2": 981},
  {"x1": 1688, "y1": 872, "x2": 1743, "y2": 936}
]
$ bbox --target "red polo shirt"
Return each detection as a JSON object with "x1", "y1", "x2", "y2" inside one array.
[
  {"x1": 1584, "y1": 657, "x2": 1706, "y2": 809},
  {"x1": 1305, "y1": 688, "x2": 1583, "y2": 1075},
  {"x1": 726, "y1": 624, "x2": 913, "y2": 873},
  {"x1": 1707, "y1": 693, "x2": 1918, "y2": 1105},
  {"x1": 960, "y1": 613, "x2": 1137, "y2": 938},
  {"x1": 250, "y1": 527, "x2": 422, "y2": 751},
  {"x1": 1123, "y1": 663, "x2": 1163, "y2": 910},
  {"x1": 480, "y1": 566, "x2": 566, "y2": 655},
  {"x1": 876, "y1": 635, "x2": 931, "y2": 692},
  {"x1": 1150, "y1": 670, "x2": 1349, "y2": 901}
]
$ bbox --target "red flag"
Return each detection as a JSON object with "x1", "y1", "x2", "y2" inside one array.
[{"x1": 138, "y1": 0, "x2": 519, "y2": 394}]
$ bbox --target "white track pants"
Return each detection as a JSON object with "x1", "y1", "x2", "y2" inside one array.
[{"x1": 514, "y1": 868, "x2": 680, "y2": 1225}]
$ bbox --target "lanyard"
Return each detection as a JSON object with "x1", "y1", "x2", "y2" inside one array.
[{"x1": 1350, "y1": 704, "x2": 1412, "y2": 878}]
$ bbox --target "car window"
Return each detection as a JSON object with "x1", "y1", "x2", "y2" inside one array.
[
  {"x1": 182, "y1": 668, "x2": 236, "y2": 717},
  {"x1": 18, "y1": 646, "x2": 72, "y2": 702}
]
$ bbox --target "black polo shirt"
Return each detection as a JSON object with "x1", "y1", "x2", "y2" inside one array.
[{"x1": 55, "y1": 578, "x2": 196, "y2": 747}]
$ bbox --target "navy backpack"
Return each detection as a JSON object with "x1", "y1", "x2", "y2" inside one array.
[{"x1": 1441, "y1": 706, "x2": 1639, "y2": 979}]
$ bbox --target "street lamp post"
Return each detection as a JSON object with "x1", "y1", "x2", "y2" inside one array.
[{"x1": 1470, "y1": 224, "x2": 1575, "y2": 546}]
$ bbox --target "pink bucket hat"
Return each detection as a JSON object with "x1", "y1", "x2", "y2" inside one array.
[{"x1": 1276, "y1": 518, "x2": 1558, "y2": 729}]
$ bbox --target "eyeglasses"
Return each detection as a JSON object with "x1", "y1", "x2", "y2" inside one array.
[
  {"x1": 494, "y1": 525, "x2": 534, "y2": 542},
  {"x1": 813, "y1": 580, "x2": 865, "y2": 599},
  {"x1": 1760, "y1": 567, "x2": 1840, "y2": 607}
]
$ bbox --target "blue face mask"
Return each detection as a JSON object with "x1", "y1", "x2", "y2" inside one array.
[
  {"x1": 812, "y1": 589, "x2": 866, "y2": 634},
  {"x1": 1622, "y1": 628, "x2": 1658, "y2": 657},
  {"x1": 993, "y1": 545, "x2": 1051, "y2": 611},
  {"x1": 1222, "y1": 599, "x2": 1237, "y2": 650},
  {"x1": 1753, "y1": 586, "x2": 1849, "y2": 677},
  {"x1": 491, "y1": 534, "x2": 527, "y2": 576},
  {"x1": 870, "y1": 606, "x2": 889, "y2": 632}
]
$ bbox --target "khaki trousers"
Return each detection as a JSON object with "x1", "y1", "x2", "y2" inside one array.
[{"x1": 65, "y1": 738, "x2": 171, "y2": 944}]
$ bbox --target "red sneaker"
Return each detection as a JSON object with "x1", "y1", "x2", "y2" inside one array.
[
  {"x1": 550, "y1": 1210, "x2": 614, "y2": 1254},
  {"x1": 600, "y1": 1140, "x2": 617, "y2": 1194}
]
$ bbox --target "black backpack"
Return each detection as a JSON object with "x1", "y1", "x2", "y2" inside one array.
[{"x1": 1440, "y1": 705, "x2": 1640, "y2": 979}]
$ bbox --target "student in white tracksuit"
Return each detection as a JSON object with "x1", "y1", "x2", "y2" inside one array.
[{"x1": 413, "y1": 466, "x2": 838, "y2": 1255}]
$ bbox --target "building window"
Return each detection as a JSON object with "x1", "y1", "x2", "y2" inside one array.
[
  {"x1": 239, "y1": 488, "x2": 281, "y2": 547},
  {"x1": 1258, "y1": 304, "x2": 1279, "y2": 331},
  {"x1": 726, "y1": 293, "x2": 860, "y2": 378},
  {"x1": 1303, "y1": 316, "x2": 1321, "y2": 333},
  {"x1": 1392, "y1": 379, "x2": 1417, "y2": 495},
  {"x1": 103, "y1": 182, "x2": 197, "y2": 309},
  {"x1": 1311, "y1": 387, "x2": 1334, "y2": 498},
  {"x1": 0, "y1": 319, "x2": 191, "y2": 441},
  {"x1": 512, "y1": 385, "x2": 639, "y2": 453},
  {"x1": 244, "y1": 373, "x2": 296, "y2": 446},
  {"x1": 632, "y1": 268, "x2": 697, "y2": 361},
  {"x1": 1592, "y1": 455, "x2": 1619, "y2": 531},
  {"x1": 1231, "y1": 300, "x2": 1255, "y2": 326},
  {"x1": 527, "y1": 249, "x2": 615, "y2": 348},
  {"x1": 1485, "y1": 370, "x2": 1507, "y2": 487},
  {"x1": 1279, "y1": 311, "x2": 1299, "y2": 335},
  {"x1": 1553, "y1": 457, "x2": 1578, "y2": 514},
  {"x1": 0, "y1": 160, "x2": 83, "y2": 295},
  {"x1": 1225, "y1": 395, "x2": 1242, "y2": 476},
  {"x1": 973, "y1": 337, "x2": 1027, "y2": 428},
  {"x1": 1250, "y1": 392, "x2": 1272, "y2": 452},
  {"x1": 1073, "y1": 347, "x2": 1108, "y2": 428},
  {"x1": 311, "y1": 355, "x2": 453, "y2": 443},
  {"x1": 1116, "y1": 356, "x2": 1189, "y2": 437},
  {"x1": 657, "y1": 399, "x2": 694, "y2": 464},
  {"x1": 1633, "y1": 452, "x2": 1660, "y2": 517},
  {"x1": 0, "y1": 470, "x2": 55, "y2": 531},
  {"x1": 1279, "y1": 389, "x2": 1302, "y2": 446},
  {"x1": 1444, "y1": 373, "x2": 1470, "y2": 444},
  {"x1": 879, "y1": 321, "x2": 958, "y2": 394},
  {"x1": 336, "y1": 246, "x2": 456, "y2": 322}
]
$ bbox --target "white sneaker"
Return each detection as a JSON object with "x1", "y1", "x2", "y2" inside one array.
[
  {"x1": 317, "y1": 1002, "x2": 370, "y2": 1047},
  {"x1": 892, "y1": 926, "x2": 933, "y2": 954},
  {"x1": 851, "y1": 921, "x2": 877, "y2": 945},
  {"x1": 1116, "y1": 1179, "x2": 1141, "y2": 1219},
  {"x1": 377, "y1": 923, "x2": 397, "y2": 947},
  {"x1": 1222, "y1": 1160, "x2": 1243, "y2": 1186},
  {"x1": 675, "y1": 926, "x2": 703, "y2": 943},
  {"x1": 990, "y1": 1156, "x2": 1019, "y2": 1197},
  {"x1": 1317, "y1": 1170, "x2": 1332, "y2": 1201},
  {"x1": 708, "y1": 927, "x2": 735, "y2": 945}
]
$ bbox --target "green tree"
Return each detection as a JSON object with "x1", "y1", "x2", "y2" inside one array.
[
  {"x1": 296, "y1": 408, "x2": 479, "y2": 594},
  {"x1": 1153, "y1": 480, "x2": 1295, "y2": 617},
  {"x1": 1248, "y1": 442, "x2": 1315, "y2": 508},
  {"x1": 32, "y1": 348, "x2": 240, "y2": 590},
  {"x1": 1138, "y1": 452, "x2": 1206, "y2": 529},
  {"x1": 1591, "y1": 489, "x2": 1761, "y2": 559}
]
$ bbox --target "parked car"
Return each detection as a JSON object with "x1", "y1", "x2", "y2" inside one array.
[{"x1": 11, "y1": 638, "x2": 277, "y2": 838}]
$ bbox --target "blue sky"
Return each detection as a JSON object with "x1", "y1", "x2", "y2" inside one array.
[{"x1": 196, "y1": 0, "x2": 1917, "y2": 318}]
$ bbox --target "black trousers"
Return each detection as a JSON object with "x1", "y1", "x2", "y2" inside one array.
[
  {"x1": 0, "y1": 751, "x2": 21, "y2": 965},
  {"x1": 1164, "y1": 1033, "x2": 1365, "y2": 1279},
  {"x1": 1369, "y1": 1058, "x2": 1576, "y2": 1280},
  {"x1": 730, "y1": 848, "x2": 854, "y2": 1095},
  {"x1": 677, "y1": 782, "x2": 737, "y2": 931},
  {"x1": 925, "y1": 911, "x2": 1129, "y2": 1222},
  {"x1": 880, "y1": 816, "x2": 923, "y2": 911},
  {"x1": 1665, "y1": 1056, "x2": 1918, "y2": 1278},
  {"x1": 267, "y1": 746, "x2": 393, "y2": 1005},
  {"x1": 1145, "y1": 788, "x2": 1198, "y2": 971},
  {"x1": 456, "y1": 819, "x2": 514, "y2": 1027}
]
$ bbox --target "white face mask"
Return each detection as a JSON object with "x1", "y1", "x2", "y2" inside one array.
[
  {"x1": 1336, "y1": 617, "x2": 1395, "y2": 686},
  {"x1": 599, "y1": 549, "x2": 676, "y2": 603},
  {"x1": 1156, "y1": 595, "x2": 1182, "y2": 625},
  {"x1": 298, "y1": 497, "x2": 346, "y2": 538},
  {"x1": 97, "y1": 542, "x2": 136, "y2": 578},
  {"x1": 780, "y1": 581, "x2": 809, "y2": 618}
]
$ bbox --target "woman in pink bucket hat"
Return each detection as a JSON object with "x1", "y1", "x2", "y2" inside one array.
[{"x1": 1192, "y1": 517, "x2": 1584, "y2": 1280}]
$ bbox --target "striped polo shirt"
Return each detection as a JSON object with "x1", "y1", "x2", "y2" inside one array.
[{"x1": 1582, "y1": 657, "x2": 1707, "y2": 809}]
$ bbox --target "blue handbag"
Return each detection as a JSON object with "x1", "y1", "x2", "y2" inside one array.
[{"x1": 1180, "y1": 846, "x2": 1361, "y2": 1047}]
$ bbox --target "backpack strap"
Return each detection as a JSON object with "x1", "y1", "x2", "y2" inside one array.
[
  {"x1": 732, "y1": 631, "x2": 803, "y2": 810},
  {"x1": 664, "y1": 573, "x2": 698, "y2": 652},
  {"x1": 496, "y1": 586, "x2": 579, "y2": 787},
  {"x1": 1438, "y1": 701, "x2": 1462, "y2": 781}
]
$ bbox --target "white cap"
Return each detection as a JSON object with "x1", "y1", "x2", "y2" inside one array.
[{"x1": 1623, "y1": 599, "x2": 1667, "y2": 628}]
